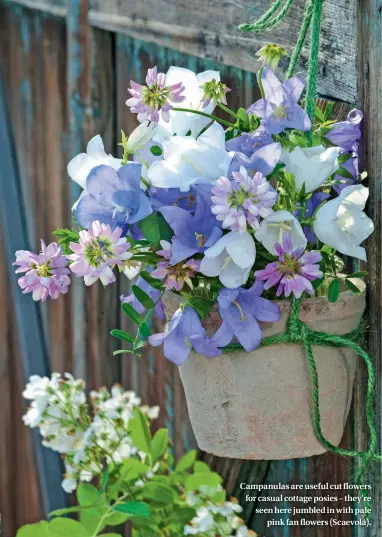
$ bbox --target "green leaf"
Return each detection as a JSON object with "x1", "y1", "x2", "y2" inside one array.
[
  {"x1": 49, "y1": 506, "x2": 102, "y2": 518},
  {"x1": 151, "y1": 428, "x2": 169, "y2": 462},
  {"x1": 338, "y1": 153, "x2": 352, "y2": 164},
  {"x1": 120, "y1": 458, "x2": 149, "y2": 482},
  {"x1": 110, "y1": 329, "x2": 135, "y2": 343},
  {"x1": 129, "y1": 409, "x2": 151, "y2": 453},
  {"x1": 16, "y1": 522, "x2": 51, "y2": 537},
  {"x1": 77, "y1": 483, "x2": 105, "y2": 534},
  {"x1": 114, "y1": 501, "x2": 150, "y2": 519},
  {"x1": 185, "y1": 472, "x2": 223, "y2": 492},
  {"x1": 187, "y1": 297, "x2": 213, "y2": 319},
  {"x1": 103, "y1": 511, "x2": 130, "y2": 527},
  {"x1": 345, "y1": 278, "x2": 364, "y2": 295},
  {"x1": 49, "y1": 518, "x2": 91, "y2": 537},
  {"x1": 312, "y1": 276, "x2": 324, "y2": 290},
  {"x1": 142, "y1": 483, "x2": 176, "y2": 504},
  {"x1": 98, "y1": 534, "x2": 123, "y2": 537},
  {"x1": 314, "y1": 106, "x2": 325, "y2": 122},
  {"x1": 150, "y1": 145, "x2": 163, "y2": 156},
  {"x1": 139, "y1": 271, "x2": 165, "y2": 290},
  {"x1": 347, "y1": 271, "x2": 367, "y2": 279},
  {"x1": 336, "y1": 166, "x2": 354, "y2": 179},
  {"x1": 167, "y1": 506, "x2": 196, "y2": 526},
  {"x1": 328, "y1": 279, "x2": 341, "y2": 303},
  {"x1": 324, "y1": 101, "x2": 334, "y2": 121},
  {"x1": 138, "y1": 213, "x2": 173, "y2": 248},
  {"x1": 121, "y1": 303, "x2": 144, "y2": 325},
  {"x1": 138, "y1": 322, "x2": 151, "y2": 338},
  {"x1": 132, "y1": 285, "x2": 155, "y2": 309},
  {"x1": 194, "y1": 461, "x2": 211, "y2": 473},
  {"x1": 175, "y1": 450, "x2": 197, "y2": 472},
  {"x1": 52, "y1": 228, "x2": 80, "y2": 255}
]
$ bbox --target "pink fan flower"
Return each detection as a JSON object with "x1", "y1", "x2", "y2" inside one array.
[
  {"x1": 67, "y1": 221, "x2": 132, "y2": 286},
  {"x1": 151, "y1": 240, "x2": 200, "y2": 291},
  {"x1": 255, "y1": 233, "x2": 322, "y2": 299},
  {"x1": 211, "y1": 166, "x2": 278, "y2": 233},
  {"x1": 14, "y1": 241, "x2": 71, "y2": 302},
  {"x1": 126, "y1": 66, "x2": 185, "y2": 123}
]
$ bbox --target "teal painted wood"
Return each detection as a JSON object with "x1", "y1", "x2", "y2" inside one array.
[{"x1": 0, "y1": 67, "x2": 68, "y2": 516}]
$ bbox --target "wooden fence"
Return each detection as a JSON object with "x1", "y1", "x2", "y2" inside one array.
[{"x1": 0, "y1": 1, "x2": 380, "y2": 537}]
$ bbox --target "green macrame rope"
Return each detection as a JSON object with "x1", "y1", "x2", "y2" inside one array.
[
  {"x1": 286, "y1": 0, "x2": 314, "y2": 78},
  {"x1": 239, "y1": 0, "x2": 295, "y2": 33},
  {"x1": 222, "y1": 299, "x2": 382, "y2": 495},
  {"x1": 239, "y1": 0, "x2": 325, "y2": 125}
]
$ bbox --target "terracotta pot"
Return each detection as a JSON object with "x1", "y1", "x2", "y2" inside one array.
[{"x1": 162, "y1": 290, "x2": 366, "y2": 460}]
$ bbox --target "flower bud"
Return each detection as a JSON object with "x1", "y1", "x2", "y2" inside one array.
[
  {"x1": 127, "y1": 121, "x2": 156, "y2": 152},
  {"x1": 256, "y1": 43, "x2": 287, "y2": 70}
]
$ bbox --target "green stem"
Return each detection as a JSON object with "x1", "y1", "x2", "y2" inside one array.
[
  {"x1": 216, "y1": 101, "x2": 238, "y2": 119},
  {"x1": 258, "y1": 66, "x2": 265, "y2": 98},
  {"x1": 172, "y1": 107, "x2": 233, "y2": 128}
]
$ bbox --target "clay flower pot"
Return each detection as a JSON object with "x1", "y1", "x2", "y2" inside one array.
[{"x1": 162, "y1": 290, "x2": 366, "y2": 460}]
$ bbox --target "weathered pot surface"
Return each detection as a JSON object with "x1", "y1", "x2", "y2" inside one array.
[{"x1": 162, "y1": 290, "x2": 366, "y2": 460}]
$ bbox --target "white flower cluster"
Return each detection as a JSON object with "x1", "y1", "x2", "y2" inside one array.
[
  {"x1": 22, "y1": 374, "x2": 159, "y2": 493},
  {"x1": 185, "y1": 489, "x2": 256, "y2": 537}
]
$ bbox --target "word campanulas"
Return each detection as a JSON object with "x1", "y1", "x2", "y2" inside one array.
[{"x1": 241, "y1": 482, "x2": 372, "y2": 502}]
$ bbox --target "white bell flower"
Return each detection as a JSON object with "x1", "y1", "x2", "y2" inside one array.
[
  {"x1": 281, "y1": 145, "x2": 341, "y2": 193},
  {"x1": 126, "y1": 121, "x2": 156, "y2": 152},
  {"x1": 255, "y1": 209, "x2": 307, "y2": 255},
  {"x1": 313, "y1": 185, "x2": 374, "y2": 260},
  {"x1": 148, "y1": 122, "x2": 233, "y2": 191},
  {"x1": 67, "y1": 135, "x2": 122, "y2": 189},
  {"x1": 155, "y1": 66, "x2": 221, "y2": 140},
  {"x1": 200, "y1": 231, "x2": 256, "y2": 289}
]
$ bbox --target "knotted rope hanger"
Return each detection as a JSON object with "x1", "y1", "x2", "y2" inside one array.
[{"x1": 230, "y1": 0, "x2": 381, "y2": 510}]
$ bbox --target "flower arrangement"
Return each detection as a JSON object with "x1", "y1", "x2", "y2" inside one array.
[
  {"x1": 17, "y1": 374, "x2": 255, "y2": 537},
  {"x1": 14, "y1": 61, "x2": 372, "y2": 358},
  {"x1": 13, "y1": 43, "x2": 381, "y2": 514}
]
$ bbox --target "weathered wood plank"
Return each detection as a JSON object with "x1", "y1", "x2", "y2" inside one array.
[
  {"x1": 4, "y1": 0, "x2": 66, "y2": 17},
  {"x1": 0, "y1": 56, "x2": 68, "y2": 518},
  {"x1": 7, "y1": 0, "x2": 357, "y2": 102},
  {"x1": 355, "y1": 1, "x2": 382, "y2": 536},
  {"x1": 87, "y1": 0, "x2": 357, "y2": 103}
]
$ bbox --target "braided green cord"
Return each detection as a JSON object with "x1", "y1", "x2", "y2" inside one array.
[
  {"x1": 305, "y1": 0, "x2": 324, "y2": 126},
  {"x1": 286, "y1": 0, "x2": 314, "y2": 78},
  {"x1": 239, "y1": 0, "x2": 286, "y2": 33},
  {"x1": 222, "y1": 298, "x2": 382, "y2": 491}
]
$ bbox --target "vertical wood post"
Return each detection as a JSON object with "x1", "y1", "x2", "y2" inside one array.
[
  {"x1": 356, "y1": 1, "x2": 382, "y2": 535},
  {"x1": 0, "y1": 68, "x2": 68, "y2": 516},
  {"x1": 66, "y1": 0, "x2": 93, "y2": 380}
]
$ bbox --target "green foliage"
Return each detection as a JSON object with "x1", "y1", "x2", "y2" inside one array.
[
  {"x1": 151, "y1": 428, "x2": 169, "y2": 462},
  {"x1": 113, "y1": 502, "x2": 150, "y2": 518},
  {"x1": 132, "y1": 285, "x2": 155, "y2": 310},
  {"x1": 17, "y1": 519, "x2": 91, "y2": 537},
  {"x1": 121, "y1": 303, "x2": 144, "y2": 325},
  {"x1": 129, "y1": 408, "x2": 152, "y2": 454},
  {"x1": 138, "y1": 213, "x2": 173, "y2": 248},
  {"x1": 139, "y1": 271, "x2": 165, "y2": 290},
  {"x1": 328, "y1": 279, "x2": 341, "y2": 303},
  {"x1": 110, "y1": 330, "x2": 135, "y2": 343},
  {"x1": 186, "y1": 297, "x2": 214, "y2": 319},
  {"x1": 150, "y1": 145, "x2": 163, "y2": 156},
  {"x1": 175, "y1": 449, "x2": 197, "y2": 472},
  {"x1": 77, "y1": 483, "x2": 105, "y2": 534},
  {"x1": 53, "y1": 228, "x2": 80, "y2": 255}
]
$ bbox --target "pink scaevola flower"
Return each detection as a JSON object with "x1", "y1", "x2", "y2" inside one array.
[
  {"x1": 255, "y1": 233, "x2": 322, "y2": 299},
  {"x1": 211, "y1": 166, "x2": 278, "y2": 233},
  {"x1": 151, "y1": 240, "x2": 200, "y2": 291},
  {"x1": 67, "y1": 221, "x2": 132, "y2": 286},
  {"x1": 14, "y1": 241, "x2": 71, "y2": 302},
  {"x1": 126, "y1": 66, "x2": 185, "y2": 123}
]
